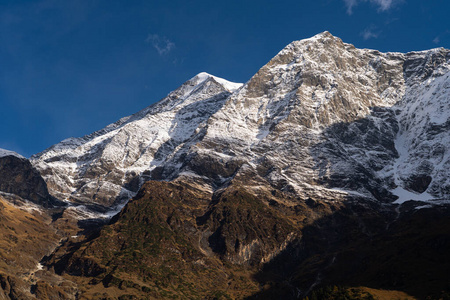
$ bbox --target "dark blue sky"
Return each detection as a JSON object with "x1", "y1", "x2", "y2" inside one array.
[{"x1": 0, "y1": 0, "x2": 449, "y2": 157}]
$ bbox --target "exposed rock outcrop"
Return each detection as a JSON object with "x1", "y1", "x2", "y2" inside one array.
[
  {"x1": 23, "y1": 32, "x2": 450, "y2": 299},
  {"x1": 32, "y1": 32, "x2": 450, "y2": 214},
  {"x1": 0, "y1": 150, "x2": 55, "y2": 207}
]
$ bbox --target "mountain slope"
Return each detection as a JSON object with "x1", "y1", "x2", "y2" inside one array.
[
  {"x1": 181, "y1": 32, "x2": 405, "y2": 202},
  {"x1": 19, "y1": 32, "x2": 450, "y2": 299},
  {"x1": 0, "y1": 149, "x2": 57, "y2": 207},
  {"x1": 31, "y1": 73, "x2": 242, "y2": 209},
  {"x1": 0, "y1": 193, "x2": 67, "y2": 299},
  {"x1": 167, "y1": 32, "x2": 450, "y2": 206},
  {"x1": 33, "y1": 32, "x2": 450, "y2": 214},
  {"x1": 44, "y1": 181, "x2": 263, "y2": 299}
]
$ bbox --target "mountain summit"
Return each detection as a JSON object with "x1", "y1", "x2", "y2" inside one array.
[
  {"x1": 31, "y1": 72, "x2": 242, "y2": 209},
  {"x1": 5, "y1": 32, "x2": 450, "y2": 299},
  {"x1": 32, "y1": 32, "x2": 450, "y2": 214}
]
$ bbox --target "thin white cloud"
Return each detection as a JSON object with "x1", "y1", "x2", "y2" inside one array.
[
  {"x1": 343, "y1": 0, "x2": 359, "y2": 14},
  {"x1": 146, "y1": 34, "x2": 175, "y2": 56},
  {"x1": 361, "y1": 26, "x2": 380, "y2": 40},
  {"x1": 372, "y1": 0, "x2": 394, "y2": 11},
  {"x1": 344, "y1": 0, "x2": 401, "y2": 15},
  {"x1": 433, "y1": 30, "x2": 450, "y2": 45}
]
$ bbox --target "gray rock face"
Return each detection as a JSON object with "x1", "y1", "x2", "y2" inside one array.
[
  {"x1": 0, "y1": 151, "x2": 54, "y2": 207},
  {"x1": 32, "y1": 32, "x2": 450, "y2": 212},
  {"x1": 31, "y1": 73, "x2": 242, "y2": 208},
  {"x1": 174, "y1": 32, "x2": 450, "y2": 205}
]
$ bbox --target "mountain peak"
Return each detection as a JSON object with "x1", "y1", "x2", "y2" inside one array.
[
  {"x1": 298, "y1": 31, "x2": 339, "y2": 44},
  {"x1": 191, "y1": 72, "x2": 243, "y2": 92},
  {"x1": 191, "y1": 71, "x2": 215, "y2": 81},
  {"x1": 31, "y1": 32, "x2": 450, "y2": 214},
  {"x1": 312, "y1": 30, "x2": 334, "y2": 38},
  {"x1": 0, "y1": 148, "x2": 25, "y2": 159}
]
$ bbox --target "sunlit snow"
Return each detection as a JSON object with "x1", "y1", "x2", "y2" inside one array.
[{"x1": 0, "y1": 148, "x2": 24, "y2": 159}]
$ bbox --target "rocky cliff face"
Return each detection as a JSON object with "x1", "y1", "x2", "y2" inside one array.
[
  {"x1": 0, "y1": 194, "x2": 63, "y2": 300},
  {"x1": 19, "y1": 32, "x2": 450, "y2": 299},
  {"x1": 184, "y1": 32, "x2": 450, "y2": 205},
  {"x1": 0, "y1": 149, "x2": 55, "y2": 207},
  {"x1": 32, "y1": 32, "x2": 450, "y2": 212},
  {"x1": 31, "y1": 73, "x2": 242, "y2": 209}
]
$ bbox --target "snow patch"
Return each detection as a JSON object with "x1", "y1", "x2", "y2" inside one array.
[
  {"x1": 35, "y1": 263, "x2": 44, "y2": 271},
  {"x1": 415, "y1": 204, "x2": 433, "y2": 210},
  {"x1": 194, "y1": 72, "x2": 243, "y2": 92},
  {"x1": 66, "y1": 203, "x2": 124, "y2": 220},
  {"x1": 389, "y1": 126, "x2": 436, "y2": 204},
  {"x1": 392, "y1": 187, "x2": 435, "y2": 204},
  {"x1": 0, "y1": 148, "x2": 25, "y2": 159}
]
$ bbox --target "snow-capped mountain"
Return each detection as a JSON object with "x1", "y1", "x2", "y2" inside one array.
[
  {"x1": 11, "y1": 32, "x2": 450, "y2": 299},
  {"x1": 31, "y1": 73, "x2": 242, "y2": 208},
  {"x1": 32, "y1": 32, "x2": 450, "y2": 212},
  {"x1": 0, "y1": 148, "x2": 25, "y2": 159},
  {"x1": 147, "y1": 32, "x2": 450, "y2": 205}
]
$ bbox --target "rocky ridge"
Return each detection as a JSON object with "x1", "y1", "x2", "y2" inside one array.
[
  {"x1": 0, "y1": 32, "x2": 449, "y2": 299},
  {"x1": 31, "y1": 73, "x2": 242, "y2": 209},
  {"x1": 187, "y1": 32, "x2": 450, "y2": 205},
  {"x1": 0, "y1": 149, "x2": 56, "y2": 207},
  {"x1": 32, "y1": 31, "x2": 450, "y2": 214}
]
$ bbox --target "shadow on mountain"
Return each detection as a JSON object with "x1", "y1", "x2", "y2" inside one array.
[
  {"x1": 247, "y1": 90, "x2": 450, "y2": 298},
  {"x1": 246, "y1": 198, "x2": 450, "y2": 299},
  {"x1": 77, "y1": 218, "x2": 109, "y2": 235},
  {"x1": 308, "y1": 105, "x2": 400, "y2": 203},
  {"x1": 149, "y1": 89, "x2": 231, "y2": 181},
  {"x1": 40, "y1": 178, "x2": 450, "y2": 299}
]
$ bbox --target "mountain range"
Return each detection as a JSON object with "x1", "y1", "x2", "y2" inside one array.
[{"x1": 0, "y1": 31, "x2": 449, "y2": 299}]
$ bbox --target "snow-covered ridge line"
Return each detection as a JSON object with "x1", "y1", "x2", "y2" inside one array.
[
  {"x1": 30, "y1": 71, "x2": 237, "y2": 210},
  {"x1": 0, "y1": 148, "x2": 25, "y2": 159},
  {"x1": 305, "y1": 31, "x2": 447, "y2": 57},
  {"x1": 32, "y1": 72, "x2": 242, "y2": 157},
  {"x1": 194, "y1": 72, "x2": 243, "y2": 93},
  {"x1": 30, "y1": 32, "x2": 450, "y2": 218}
]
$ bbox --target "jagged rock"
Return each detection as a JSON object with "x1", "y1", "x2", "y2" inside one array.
[
  {"x1": 0, "y1": 273, "x2": 29, "y2": 300},
  {"x1": 0, "y1": 150, "x2": 55, "y2": 207},
  {"x1": 31, "y1": 73, "x2": 241, "y2": 208},
  {"x1": 44, "y1": 181, "x2": 264, "y2": 299},
  {"x1": 32, "y1": 281, "x2": 68, "y2": 300},
  {"x1": 31, "y1": 32, "x2": 450, "y2": 214},
  {"x1": 405, "y1": 174, "x2": 432, "y2": 193},
  {"x1": 28, "y1": 33, "x2": 450, "y2": 299}
]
